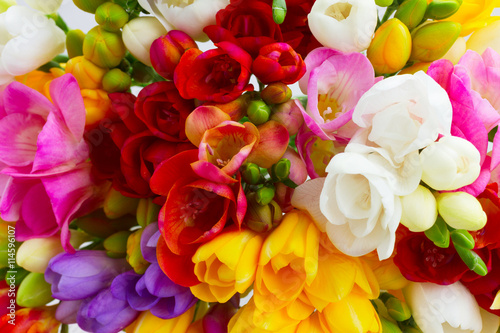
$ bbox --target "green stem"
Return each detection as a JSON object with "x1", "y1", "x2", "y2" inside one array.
[{"x1": 60, "y1": 324, "x2": 68, "y2": 333}]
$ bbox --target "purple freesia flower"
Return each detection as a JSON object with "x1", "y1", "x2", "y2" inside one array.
[
  {"x1": 45, "y1": 250, "x2": 129, "y2": 301},
  {"x1": 202, "y1": 295, "x2": 239, "y2": 333},
  {"x1": 140, "y1": 222, "x2": 161, "y2": 264}
]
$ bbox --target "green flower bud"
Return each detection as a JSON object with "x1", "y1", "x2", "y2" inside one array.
[
  {"x1": 261, "y1": 82, "x2": 292, "y2": 105},
  {"x1": 0, "y1": 0, "x2": 16, "y2": 14},
  {"x1": 425, "y1": 0, "x2": 462, "y2": 20},
  {"x1": 380, "y1": 317, "x2": 402, "y2": 333},
  {"x1": 83, "y1": 26, "x2": 126, "y2": 68},
  {"x1": 102, "y1": 68, "x2": 131, "y2": 93},
  {"x1": 66, "y1": 29, "x2": 86, "y2": 59},
  {"x1": 247, "y1": 100, "x2": 271, "y2": 125},
  {"x1": 454, "y1": 244, "x2": 488, "y2": 276},
  {"x1": 410, "y1": 21, "x2": 461, "y2": 62},
  {"x1": 451, "y1": 229, "x2": 475, "y2": 250},
  {"x1": 241, "y1": 163, "x2": 262, "y2": 185},
  {"x1": 104, "y1": 188, "x2": 140, "y2": 219},
  {"x1": 270, "y1": 158, "x2": 291, "y2": 182},
  {"x1": 244, "y1": 194, "x2": 282, "y2": 233},
  {"x1": 424, "y1": 216, "x2": 450, "y2": 248},
  {"x1": 395, "y1": 0, "x2": 428, "y2": 30},
  {"x1": 256, "y1": 185, "x2": 276, "y2": 206},
  {"x1": 17, "y1": 273, "x2": 53, "y2": 308},
  {"x1": 399, "y1": 325, "x2": 423, "y2": 333},
  {"x1": 272, "y1": 0, "x2": 287, "y2": 24},
  {"x1": 400, "y1": 185, "x2": 437, "y2": 232},
  {"x1": 95, "y1": 2, "x2": 129, "y2": 32},
  {"x1": 376, "y1": 0, "x2": 394, "y2": 6},
  {"x1": 126, "y1": 229, "x2": 150, "y2": 274},
  {"x1": 6, "y1": 268, "x2": 29, "y2": 286},
  {"x1": 136, "y1": 198, "x2": 161, "y2": 228},
  {"x1": 385, "y1": 297, "x2": 412, "y2": 322},
  {"x1": 73, "y1": 0, "x2": 108, "y2": 14},
  {"x1": 104, "y1": 230, "x2": 131, "y2": 258}
]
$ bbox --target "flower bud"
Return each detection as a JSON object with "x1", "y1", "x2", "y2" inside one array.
[
  {"x1": 16, "y1": 273, "x2": 53, "y2": 308},
  {"x1": 367, "y1": 18, "x2": 412, "y2": 74},
  {"x1": 421, "y1": 136, "x2": 480, "y2": 191},
  {"x1": 74, "y1": 210, "x2": 137, "y2": 238},
  {"x1": 82, "y1": 88, "x2": 112, "y2": 126},
  {"x1": 256, "y1": 185, "x2": 276, "y2": 206},
  {"x1": 261, "y1": 82, "x2": 292, "y2": 105},
  {"x1": 270, "y1": 99, "x2": 304, "y2": 136},
  {"x1": 269, "y1": 158, "x2": 291, "y2": 182},
  {"x1": 122, "y1": 17, "x2": 167, "y2": 67},
  {"x1": 437, "y1": 192, "x2": 487, "y2": 231},
  {"x1": 16, "y1": 237, "x2": 63, "y2": 273},
  {"x1": 424, "y1": 216, "x2": 450, "y2": 248},
  {"x1": 73, "y1": 0, "x2": 107, "y2": 13},
  {"x1": 241, "y1": 163, "x2": 262, "y2": 185},
  {"x1": 104, "y1": 230, "x2": 132, "y2": 258},
  {"x1": 65, "y1": 56, "x2": 108, "y2": 89},
  {"x1": 400, "y1": 185, "x2": 437, "y2": 232},
  {"x1": 136, "y1": 198, "x2": 161, "y2": 228},
  {"x1": 83, "y1": 26, "x2": 126, "y2": 68},
  {"x1": 150, "y1": 30, "x2": 198, "y2": 81},
  {"x1": 451, "y1": 229, "x2": 475, "y2": 250},
  {"x1": 425, "y1": 0, "x2": 461, "y2": 20},
  {"x1": 126, "y1": 228, "x2": 150, "y2": 274},
  {"x1": 454, "y1": 244, "x2": 488, "y2": 276},
  {"x1": 208, "y1": 93, "x2": 253, "y2": 122},
  {"x1": 376, "y1": 0, "x2": 394, "y2": 6},
  {"x1": 102, "y1": 68, "x2": 131, "y2": 93},
  {"x1": 247, "y1": 100, "x2": 271, "y2": 125},
  {"x1": 380, "y1": 317, "x2": 403, "y2": 333},
  {"x1": 410, "y1": 21, "x2": 461, "y2": 62},
  {"x1": 385, "y1": 297, "x2": 412, "y2": 322},
  {"x1": 245, "y1": 193, "x2": 282, "y2": 233},
  {"x1": 104, "y1": 187, "x2": 140, "y2": 219},
  {"x1": 0, "y1": 0, "x2": 15, "y2": 13},
  {"x1": 95, "y1": 2, "x2": 129, "y2": 32},
  {"x1": 66, "y1": 29, "x2": 86, "y2": 58},
  {"x1": 395, "y1": 0, "x2": 428, "y2": 30},
  {"x1": 272, "y1": 0, "x2": 287, "y2": 24}
]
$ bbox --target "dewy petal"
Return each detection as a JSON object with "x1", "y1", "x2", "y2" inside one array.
[{"x1": 185, "y1": 106, "x2": 231, "y2": 147}]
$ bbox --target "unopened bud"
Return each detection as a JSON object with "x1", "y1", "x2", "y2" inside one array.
[
  {"x1": 66, "y1": 29, "x2": 86, "y2": 58},
  {"x1": 451, "y1": 229, "x2": 475, "y2": 250},
  {"x1": 410, "y1": 21, "x2": 461, "y2": 62},
  {"x1": 385, "y1": 297, "x2": 411, "y2": 322},
  {"x1": 0, "y1": 0, "x2": 15, "y2": 13},
  {"x1": 368, "y1": 18, "x2": 412, "y2": 75},
  {"x1": 122, "y1": 17, "x2": 167, "y2": 66},
  {"x1": 375, "y1": 0, "x2": 394, "y2": 6},
  {"x1": 126, "y1": 229, "x2": 150, "y2": 274},
  {"x1": 102, "y1": 68, "x2": 131, "y2": 92},
  {"x1": 395, "y1": 0, "x2": 428, "y2": 30},
  {"x1": 73, "y1": 0, "x2": 108, "y2": 14},
  {"x1": 272, "y1": 0, "x2": 287, "y2": 24},
  {"x1": 245, "y1": 193, "x2": 282, "y2": 232},
  {"x1": 270, "y1": 99, "x2": 304, "y2": 136},
  {"x1": 17, "y1": 273, "x2": 53, "y2": 308},
  {"x1": 136, "y1": 198, "x2": 161, "y2": 228},
  {"x1": 261, "y1": 82, "x2": 292, "y2": 105},
  {"x1": 241, "y1": 163, "x2": 262, "y2": 185},
  {"x1": 247, "y1": 100, "x2": 271, "y2": 125},
  {"x1": 65, "y1": 56, "x2": 108, "y2": 89},
  {"x1": 454, "y1": 244, "x2": 488, "y2": 276},
  {"x1": 104, "y1": 230, "x2": 131, "y2": 258},
  {"x1": 256, "y1": 185, "x2": 276, "y2": 206},
  {"x1": 104, "y1": 187, "x2": 140, "y2": 219},
  {"x1": 16, "y1": 237, "x2": 63, "y2": 273},
  {"x1": 400, "y1": 185, "x2": 437, "y2": 232},
  {"x1": 270, "y1": 158, "x2": 291, "y2": 182},
  {"x1": 425, "y1": 0, "x2": 462, "y2": 20},
  {"x1": 95, "y1": 2, "x2": 129, "y2": 32},
  {"x1": 83, "y1": 26, "x2": 126, "y2": 68},
  {"x1": 380, "y1": 317, "x2": 403, "y2": 333},
  {"x1": 437, "y1": 192, "x2": 487, "y2": 231}
]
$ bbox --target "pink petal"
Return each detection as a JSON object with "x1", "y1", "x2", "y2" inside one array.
[
  {"x1": 0, "y1": 113, "x2": 44, "y2": 167},
  {"x1": 491, "y1": 129, "x2": 500, "y2": 171},
  {"x1": 3, "y1": 81, "x2": 54, "y2": 118},
  {"x1": 185, "y1": 106, "x2": 231, "y2": 147},
  {"x1": 191, "y1": 160, "x2": 237, "y2": 184},
  {"x1": 299, "y1": 47, "x2": 341, "y2": 93},
  {"x1": 247, "y1": 120, "x2": 289, "y2": 168},
  {"x1": 0, "y1": 176, "x2": 35, "y2": 221}
]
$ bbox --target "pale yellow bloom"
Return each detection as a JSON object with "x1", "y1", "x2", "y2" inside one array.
[
  {"x1": 126, "y1": 306, "x2": 195, "y2": 333},
  {"x1": 445, "y1": 0, "x2": 500, "y2": 36}
]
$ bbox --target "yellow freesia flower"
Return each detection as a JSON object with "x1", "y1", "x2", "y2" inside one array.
[
  {"x1": 254, "y1": 210, "x2": 319, "y2": 319},
  {"x1": 190, "y1": 228, "x2": 264, "y2": 303},
  {"x1": 81, "y1": 88, "x2": 112, "y2": 126},
  {"x1": 318, "y1": 293, "x2": 382, "y2": 333},
  {"x1": 65, "y1": 56, "x2": 108, "y2": 90},
  {"x1": 15, "y1": 68, "x2": 64, "y2": 98},
  {"x1": 296, "y1": 312, "x2": 325, "y2": 333},
  {"x1": 363, "y1": 253, "x2": 409, "y2": 291},
  {"x1": 126, "y1": 306, "x2": 195, "y2": 333},
  {"x1": 444, "y1": 0, "x2": 500, "y2": 36}
]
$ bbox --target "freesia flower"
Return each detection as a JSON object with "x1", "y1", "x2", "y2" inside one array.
[
  {"x1": 0, "y1": 5, "x2": 65, "y2": 85},
  {"x1": 467, "y1": 21, "x2": 500, "y2": 55},
  {"x1": 444, "y1": 0, "x2": 500, "y2": 36},
  {"x1": 297, "y1": 47, "x2": 379, "y2": 141},
  {"x1": 122, "y1": 17, "x2": 168, "y2": 67},
  {"x1": 0, "y1": 306, "x2": 60, "y2": 333},
  {"x1": 252, "y1": 43, "x2": 306, "y2": 85},
  {"x1": 16, "y1": 236, "x2": 64, "y2": 273},
  {"x1": 138, "y1": 0, "x2": 229, "y2": 42},
  {"x1": 201, "y1": 296, "x2": 239, "y2": 333},
  {"x1": 190, "y1": 228, "x2": 264, "y2": 303},
  {"x1": 308, "y1": 0, "x2": 378, "y2": 53},
  {"x1": 404, "y1": 282, "x2": 483, "y2": 333},
  {"x1": 24, "y1": 0, "x2": 63, "y2": 14},
  {"x1": 126, "y1": 306, "x2": 195, "y2": 333}
]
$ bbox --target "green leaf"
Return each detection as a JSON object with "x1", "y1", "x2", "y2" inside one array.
[{"x1": 454, "y1": 244, "x2": 488, "y2": 276}]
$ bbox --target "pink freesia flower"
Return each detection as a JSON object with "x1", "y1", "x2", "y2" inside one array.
[
  {"x1": 428, "y1": 59, "x2": 497, "y2": 196},
  {"x1": 0, "y1": 74, "x2": 107, "y2": 252},
  {"x1": 296, "y1": 47, "x2": 380, "y2": 141}
]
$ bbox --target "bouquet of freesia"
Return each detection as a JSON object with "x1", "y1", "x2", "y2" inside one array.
[{"x1": 1, "y1": 0, "x2": 500, "y2": 332}]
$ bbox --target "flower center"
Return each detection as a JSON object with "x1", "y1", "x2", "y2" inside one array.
[
  {"x1": 325, "y1": 3, "x2": 352, "y2": 21},
  {"x1": 422, "y1": 242, "x2": 453, "y2": 269},
  {"x1": 318, "y1": 94, "x2": 341, "y2": 122},
  {"x1": 180, "y1": 191, "x2": 210, "y2": 227}
]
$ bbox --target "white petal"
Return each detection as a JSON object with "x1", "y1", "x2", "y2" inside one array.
[{"x1": 291, "y1": 178, "x2": 329, "y2": 232}]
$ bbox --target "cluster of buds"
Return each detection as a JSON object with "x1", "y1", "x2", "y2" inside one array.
[{"x1": 367, "y1": 0, "x2": 463, "y2": 74}]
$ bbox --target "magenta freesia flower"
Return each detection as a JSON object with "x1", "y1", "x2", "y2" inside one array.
[
  {"x1": 0, "y1": 74, "x2": 107, "y2": 251},
  {"x1": 296, "y1": 47, "x2": 380, "y2": 141}
]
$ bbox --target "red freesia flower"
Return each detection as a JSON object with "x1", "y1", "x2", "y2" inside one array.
[
  {"x1": 0, "y1": 306, "x2": 60, "y2": 333},
  {"x1": 174, "y1": 42, "x2": 253, "y2": 104},
  {"x1": 150, "y1": 150, "x2": 246, "y2": 287},
  {"x1": 252, "y1": 42, "x2": 306, "y2": 84}
]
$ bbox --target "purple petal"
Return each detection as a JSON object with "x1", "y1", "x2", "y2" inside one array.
[
  {"x1": 55, "y1": 300, "x2": 82, "y2": 324},
  {"x1": 110, "y1": 271, "x2": 141, "y2": 302},
  {"x1": 144, "y1": 263, "x2": 186, "y2": 298},
  {"x1": 140, "y1": 223, "x2": 160, "y2": 264},
  {"x1": 127, "y1": 275, "x2": 159, "y2": 311}
]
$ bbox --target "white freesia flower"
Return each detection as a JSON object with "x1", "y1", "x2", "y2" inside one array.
[
  {"x1": 138, "y1": 0, "x2": 229, "y2": 42},
  {"x1": 24, "y1": 0, "x2": 63, "y2": 14},
  {"x1": 404, "y1": 282, "x2": 483, "y2": 333},
  {"x1": 347, "y1": 71, "x2": 453, "y2": 195},
  {"x1": 122, "y1": 16, "x2": 168, "y2": 66},
  {"x1": 308, "y1": 0, "x2": 378, "y2": 52},
  {"x1": 400, "y1": 185, "x2": 437, "y2": 232},
  {"x1": 319, "y1": 152, "x2": 402, "y2": 260},
  {"x1": 0, "y1": 5, "x2": 65, "y2": 85},
  {"x1": 421, "y1": 136, "x2": 481, "y2": 191}
]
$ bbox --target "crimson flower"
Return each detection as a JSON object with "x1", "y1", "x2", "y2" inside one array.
[{"x1": 252, "y1": 42, "x2": 306, "y2": 84}]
